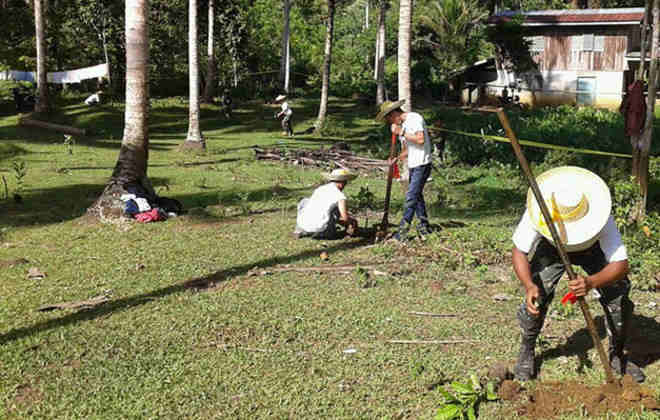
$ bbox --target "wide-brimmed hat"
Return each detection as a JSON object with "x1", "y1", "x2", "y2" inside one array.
[
  {"x1": 374, "y1": 99, "x2": 406, "y2": 122},
  {"x1": 323, "y1": 168, "x2": 358, "y2": 182},
  {"x1": 526, "y1": 166, "x2": 611, "y2": 252},
  {"x1": 275, "y1": 94, "x2": 287, "y2": 102}
]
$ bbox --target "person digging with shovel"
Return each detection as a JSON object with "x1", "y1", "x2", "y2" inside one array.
[
  {"x1": 511, "y1": 166, "x2": 645, "y2": 383},
  {"x1": 375, "y1": 99, "x2": 433, "y2": 241},
  {"x1": 294, "y1": 169, "x2": 358, "y2": 240}
]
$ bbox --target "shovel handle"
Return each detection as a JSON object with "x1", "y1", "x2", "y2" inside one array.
[
  {"x1": 495, "y1": 108, "x2": 616, "y2": 385},
  {"x1": 381, "y1": 132, "x2": 397, "y2": 230}
]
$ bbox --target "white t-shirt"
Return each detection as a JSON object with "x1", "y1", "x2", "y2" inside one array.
[
  {"x1": 400, "y1": 112, "x2": 431, "y2": 168},
  {"x1": 297, "y1": 183, "x2": 346, "y2": 233},
  {"x1": 512, "y1": 211, "x2": 627, "y2": 262},
  {"x1": 85, "y1": 93, "x2": 100, "y2": 105},
  {"x1": 281, "y1": 102, "x2": 293, "y2": 116}
]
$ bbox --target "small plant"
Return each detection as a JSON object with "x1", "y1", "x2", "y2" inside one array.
[
  {"x1": 350, "y1": 185, "x2": 375, "y2": 211},
  {"x1": 11, "y1": 160, "x2": 27, "y2": 197},
  {"x1": 63, "y1": 134, "x2": 75, "y2": 155},
  {"x1": 238, "y1": 191, "x2": 251, "y2": 216},
  {"x1": 355, "y1": 266, "x2": 377, "y2": 288},
  {"x1": 436, "y1": 374, "x2": 498, "y2": 420}
]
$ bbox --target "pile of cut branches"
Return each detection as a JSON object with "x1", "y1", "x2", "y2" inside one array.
[{"x1": 253, "y1": 144, "x2": 389, "y2": 174}]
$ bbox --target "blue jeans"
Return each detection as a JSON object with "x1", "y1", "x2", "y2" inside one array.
[{"x1": 401, "y1": 163, "x2": 431, "y2": 227}]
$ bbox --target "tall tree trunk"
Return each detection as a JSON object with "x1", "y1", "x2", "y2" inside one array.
[
  {"x1": 280, "y1": 0, "x2": 291, "y2": 93},
  {"x1": 202, "y1": 0, "x2": 215, "y2": 103},
  {"x1": 315, "y1": 0, "x2": 335, "y2": 132},
  {"x1": 635, "y1": 0, "x2": 659, "y2": 220},
  {"x1": 88, "y1": 0, "x2": 150, "y2": 218},
  {"x1": 398, "y1": 0, "x2": 411, "y2": 111},
  {"x1": 364, "y1": 1, "x2": 369, "y2": 30},
  {"x1": 183, "y1": 0, "x2": 205, "y2": 149},
  {"x1": 34, "y1": 0, "x2": 49, "y2": 113},
  {"x1": 376, "y1": 1, "x2": 386, "y2": 105},
  {"x1": 631, "y1": 1, "x2": 651, "y2": 179}
]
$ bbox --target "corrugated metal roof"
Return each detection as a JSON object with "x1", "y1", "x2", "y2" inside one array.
[{"x1": 488, "y1": 8, "x2": 644, "y2": 25}]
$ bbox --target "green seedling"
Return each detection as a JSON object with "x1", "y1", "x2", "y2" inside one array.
[{"x1": 436, "y1": 374, "x2": 498, "y2": 420}]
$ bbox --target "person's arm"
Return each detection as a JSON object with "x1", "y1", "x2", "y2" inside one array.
[
  {"x1": 401, "y1": 129, "x2": 425, "y2": 145},
  {"x1": 512, "y1": 246, "x2": 541, "y2": 316},
  {"x1": 337, "y1": 199, "x2": 352, "y2": 225},
  {"x1": 568, "y1": 260, "x2": 629, "y2": 297}
]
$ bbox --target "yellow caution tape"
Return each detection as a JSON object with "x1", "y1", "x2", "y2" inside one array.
[{"x1": 432, "y1": 127, "x2": 632, "y2": 159}]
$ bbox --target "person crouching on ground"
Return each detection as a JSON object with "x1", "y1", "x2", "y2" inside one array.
[
  {"x1": 512, "y1": 166, "x2": 645, "y2": 383},
  {"x1": 275, "y1": 94, "x2": 294, "y2": 137},
  {"x1": 294, "y1": 169, "x2": 358, "y2": 239},
  {"x1": 375, "y1": 99, "x2": 433, "y2": 241}
]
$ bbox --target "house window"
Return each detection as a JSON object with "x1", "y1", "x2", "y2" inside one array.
[
  {"x1": 583, "y1": 34, "x2": 595, "y2": 51},
  {"x1": 594, "y1": 36, "x2": 605, "y2": 52},
  {"x1": 571, "y1": 35, "x2": 583, "y2": 52},
  {"x1": 527, "y1": 36, "x2": 544, "y2": 52}
]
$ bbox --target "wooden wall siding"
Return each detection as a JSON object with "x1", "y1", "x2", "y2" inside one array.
[{"x1": 529, "y1": 27, "x2": 634, "y2": 72}]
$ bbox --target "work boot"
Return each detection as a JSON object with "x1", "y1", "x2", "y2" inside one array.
[
  {"x1": 417, "y1": 223, "x2": 432, "y2": 239},
  {"x1": 514, "y1": 339, "x2": 536, "y2": 381},
  {"x1": 604, "y1": 297, "x2": 645, "y2": 383},
  {"x1": 393, "y1": 222, "x2": 411, "y2": 242}
]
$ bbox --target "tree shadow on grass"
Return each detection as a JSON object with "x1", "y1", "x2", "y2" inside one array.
[
  {"x1": 0, "y1": 236, "x2": 374, "y2": 345},
  {"x1": 536, "y1": 314, "x2": 660, "y2": 376}
]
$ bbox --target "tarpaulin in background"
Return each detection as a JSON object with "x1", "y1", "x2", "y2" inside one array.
[{"x1": 0, "y1": 63, "x2": 108, "y2": 84}]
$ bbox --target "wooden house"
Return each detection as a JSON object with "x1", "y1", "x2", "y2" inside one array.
[{"x1": 484, "y1": 8, "x2": 645, "y2": 109}]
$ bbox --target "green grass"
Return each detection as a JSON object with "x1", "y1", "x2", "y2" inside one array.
[{"x1": 0, "y1": 95, "x2": 658, "y2": 419}]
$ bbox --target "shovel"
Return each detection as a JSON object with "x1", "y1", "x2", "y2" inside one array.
[
  {"x1": 494, "y1": 108, "x2": 617, "y2": 385},
  {"x1": 377, "y1": 132, "x2": 400, "y2": 240}
]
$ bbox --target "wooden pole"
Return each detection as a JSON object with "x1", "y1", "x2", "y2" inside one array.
[{"x1": 495, "y1": 108, "x2": 616, "y2": 385}]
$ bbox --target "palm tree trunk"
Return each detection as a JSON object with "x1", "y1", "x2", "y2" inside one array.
[
  {"x1": 398, "y1": 0, "x2": 412, "y2": 111},
  {"x1": 376, "y1": 1, "x2": 386, "y2": 105},
  {"x1": 281, "y1": 0, "x2": 291, "y2": 93},
  {"x1": 34, "y1": 0, "x2": 49, "y2": 113},
  {"x1": 634, "y1": 0, "x2": 659, "y2": 220},
  {"x1": 202, "y1": 0, "x2": 216, "y2": 103},
  {"x1": 315, "y1": 0, "x2": 336, "y2": 133},
  {"x1": 88, "y1": 0, "x2": 151, "y2": 218},
  {"x1": 183, "y1": 0, "x2": 205, "y2": 149}
]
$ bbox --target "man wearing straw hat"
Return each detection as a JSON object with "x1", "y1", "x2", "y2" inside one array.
[
  {"x1": 512, "y1": 166, "x2": 645, "y2": 383},
  {"x1": 294, "y1": 169, "x2": 358, "y2": 239},
  {"x1": 275, "y1": 94, "x2": 294, "y2": 137},
  {"x1": 375, "y1": 99, "x2": 433, "y2": 241}
]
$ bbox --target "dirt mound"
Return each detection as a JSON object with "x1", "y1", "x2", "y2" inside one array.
[{"x1": 515, "y1": 375, "x2": 659, "y2": 419}]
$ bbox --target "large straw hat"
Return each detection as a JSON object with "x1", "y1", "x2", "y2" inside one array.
[
  {"x1": 323, "y1": 168, "x2": 358, "y2": 182},
  {"x1": 275, "y1": 94, "x2": 287, "y2": 102},
  {"x1": 527, "y1": 166, "x2": 611, "y2": 252},
  {"x1": 374, "y1": 99, "x2": 406, "y2": 122}
]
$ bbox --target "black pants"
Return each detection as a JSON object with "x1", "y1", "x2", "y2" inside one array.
[{"x1": 518, "y1": 238, "x2": 633, "y2": 344}]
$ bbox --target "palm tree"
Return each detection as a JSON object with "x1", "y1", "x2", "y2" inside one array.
[
  {"x1": 418, "y1": 0, "x2": 488, "y2": 79},
  {"x1": 34, "y1": 0, "x2": 48, "y2": 113},
  {"x1": 315, "y1": 0, "x2": 336, "y2": 133},
  {"x1": 182, "y1": 0, "x2": 206, "y2": 150},
  {"x1": 281, "y1": 0, "x2": 291, "y2": 93},
  {"x1": 203, "y1": 0, "x2": 216, "y2": 103},
  {"x1": 397, "y1": 0, "x2": 411, "y2": 111},
  {"x1": 88, "y1": 0, "x2": 151, "y2": 217},
  {"x1": 375, "y1": 0, "x2": 387, "y2": 105}
]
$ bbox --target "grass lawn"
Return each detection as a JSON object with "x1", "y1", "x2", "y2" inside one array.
[{"x1": 0, "y1": 95, "x2": 658, "y2": 419}]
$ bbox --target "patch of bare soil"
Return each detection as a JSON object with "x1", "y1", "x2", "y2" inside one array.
[
  {"x1": 515, "y1": 375, "x2": 659, "y2": 419},
  {"x1": 0, "y1": 257, "x2": 29, "y2": 268}
]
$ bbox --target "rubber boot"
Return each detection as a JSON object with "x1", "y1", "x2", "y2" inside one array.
[
  {"x1": 514, "y1": 303, "x2": 546, "y2": 381},
  {"x1": 605, "y1": 299, "x2": 645, "y2": 383},
  {"x1": 393, "y1": 221, "x2": 411, "y2": 242}
]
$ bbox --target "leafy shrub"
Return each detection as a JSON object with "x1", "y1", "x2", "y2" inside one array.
[{"x1": 315, "y1": 115, "x2": 346, "y2": 138}]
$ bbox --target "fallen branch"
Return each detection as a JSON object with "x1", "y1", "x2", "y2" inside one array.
[
  {"x1": 387, "y1": 339, "x2": 479, "y2": 344},
  {"x1": 20, "y1": 118, "x2": 86, "y2": 136},
  {"x1": 37, "y1": 294, "x2": 110, "y2": 312},
  {"x1": 251, "y1": 264, "x2": 380, "y2": 275},
  {"x1": 408, "y1": 311, "x2": 457, "y2": 318}
]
